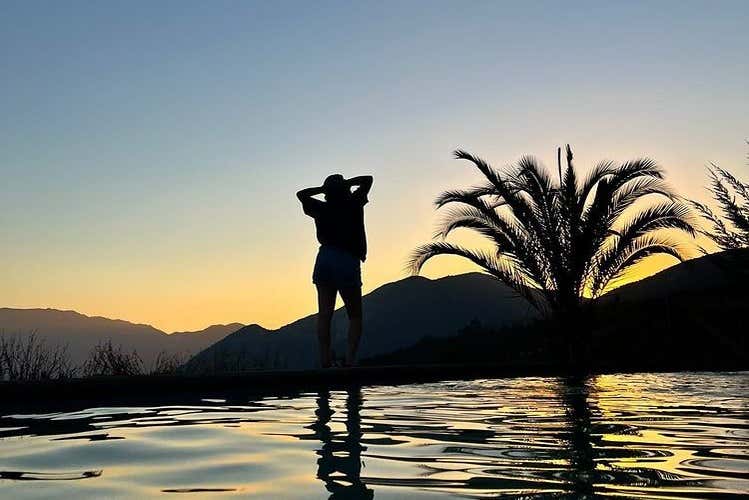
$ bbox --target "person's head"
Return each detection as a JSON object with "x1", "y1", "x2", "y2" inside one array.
[{"x1": 322, "y1": 174, "x2": 348, "y2": 202}]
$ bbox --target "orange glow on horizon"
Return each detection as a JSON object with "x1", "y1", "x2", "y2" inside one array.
[{"x1": 1, "y1": 145, "x2": 736, "y2": 333}]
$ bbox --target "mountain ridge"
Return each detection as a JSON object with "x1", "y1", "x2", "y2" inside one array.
[
  {"x1": 0, "y1": 307, "x2": 246, "y2": 336},
  {"x1": 184, "y1": 272, "x2": 535, "y2": 372},
  {"x1": 0, "y1": 308, "x2": 245, "y2": 367},
  {"x1": 3, "y1": 249, "x2": 746, "y2": 372}
]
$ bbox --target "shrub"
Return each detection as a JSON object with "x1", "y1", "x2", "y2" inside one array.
[
  {"x1": 0, "y1": 330, "x2": 76, "y2": 381},
  {"x1": 150, "y1": 350, "x2": 187, "y2": 375},
  {"x1": 83, "y1": 340, "x2": 143, "y2": 377}
]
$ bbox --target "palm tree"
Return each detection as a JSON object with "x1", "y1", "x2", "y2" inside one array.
[
  {"x1": 690, "y1": 144, "x2": 749, "y2": 249},
  {"x1": 409, "y1": 146, "x2": 695, "y2": 334}
]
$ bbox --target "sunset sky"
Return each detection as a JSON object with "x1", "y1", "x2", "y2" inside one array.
[{"x1": 2, "y1": 1, "x2": 747, "y2": 332}]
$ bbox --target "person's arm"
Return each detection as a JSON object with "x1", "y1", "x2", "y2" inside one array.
[
  {"x1": 296, "y1": 185, "x2": 325, "y2": 202},
  {"x1": 297, "y1": 185, "x2": 325, "y2": 217},
  {"x1": 346, "y1": 175, "x2": 373, "y2": 198}
]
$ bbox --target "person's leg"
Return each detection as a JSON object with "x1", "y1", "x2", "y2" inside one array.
[
  {"x1": 316, "y1": 285, "x2": 337, "y2": 368},
  {"x1": 339, "y1": 286, "x2": 362, "y2": 366}
]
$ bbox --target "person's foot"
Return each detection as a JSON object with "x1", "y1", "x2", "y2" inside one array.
[{"x1": 320, "y1": 349, "x2": 336, "y2": 369}]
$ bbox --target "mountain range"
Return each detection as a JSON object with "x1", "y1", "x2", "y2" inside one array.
[
  {"x1": 184, "y1": 248, "x2": 748, "y2": 372},
  {"x1": 367, "y1": 248, "x2": 749, "y2": 369},
  {"x1": 2, "y1": 248, "x2": 746, "y2": 372},
  {"x1": 183, "y1": 273, "x2": 536, "y2": 373},
  {"x1": 602, "y1": 247, "x2": 748, "y2": 302},
  {"x1": 0, "y1": 308, "x2": 242, "y2": 367}
]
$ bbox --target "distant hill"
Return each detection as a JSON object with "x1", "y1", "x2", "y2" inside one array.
[
  {"x1": 366, "y1": 248, "x2": 749, "y2": 370},
  {"x1": 602, "y1": 247, "x2": 749, "y2": 302},
  {"x1": 0, "y1": 308, "x2": 243, "y2": 368},
  {"x1": 183, "y1": 273, "x2": 537, "y2": 373},
  {"x1": 170, "y1": 323, "x2": 246, "y2": 349}
]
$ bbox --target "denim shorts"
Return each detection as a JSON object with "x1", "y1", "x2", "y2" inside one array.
[{"x1": 312, "y1": 245, "x2": 362, "y2": 289}]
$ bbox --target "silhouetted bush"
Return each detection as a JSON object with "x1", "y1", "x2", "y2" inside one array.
[
  {"x1": 0, "y1": 330, "x2": 76, "y2": 381},
  {"x1": 150, "y1": 350, "x2": 187, "y2": 375},
  {"x1": 690, "y1": 144, "x2": 749, "y2": 249},
  {"x1": 83, "y1": 340, "x2": 143, "y2": 377}
]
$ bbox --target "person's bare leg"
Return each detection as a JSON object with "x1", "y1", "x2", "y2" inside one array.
[
  {"x1": 339, "y1": 286, "x2": 363, "y2": 367},
  {"x1": 316, "y1": 285, "x2": 337, "y2": 368}
]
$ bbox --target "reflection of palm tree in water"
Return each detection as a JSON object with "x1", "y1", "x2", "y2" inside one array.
[
  {"x1": 561, "y1": 375, "x2": 596, "y2": 498},
  {"x1": 311, "y1": 388, "x2": 373, "y2": 500}
]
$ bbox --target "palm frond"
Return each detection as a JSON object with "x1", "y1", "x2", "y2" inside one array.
[
  {"x1": 454, "y1": 149, "x2": 558, "y2": 285},
  {"x1": 433, "y1": 188, "x2": 515, "y2": 238},
  {"x1": 611, "y1": 201, "x2": 695, "y2": 243},
  {"x1": 608, "y1": 158, "x2": 664, "y2": 189},
  {"x1": 590, "y1": 234, "x2": 687, "y2": 297},
  {"x1": 434, "y1": 183, "x2": 497, "y2": 208},
  {"x1": 577, "y1": 160, "x2": 617, "y2": 214},
  {"x1": 407, "y1": 241, "x2": 543, "y2": 309},
  {"x1": 607, "y1": 177, "x2": 675, "y2": 222},
  {"x1": 561, "y1": 144, "x2": 578, "y2": 204},
  {"x1": 512, "y1": 155, "x2": 556, "y2": 203},
  {"x1": 578, "y1": 161, "x2": 675, "y2": 281},
  {"x1": 434, "y1": 206, "x2": 517, "y2": 252},
  {"x1": 453, "y1": 150, "x2": 504, "y2": 190},
  {"x1": 511, "y1": 155, "x2": 564, "y2": 279}
]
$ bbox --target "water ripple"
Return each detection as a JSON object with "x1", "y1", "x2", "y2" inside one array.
[
  {"x1": 0, "y1": 470, "x2": 102, "y2": 481},
  {"x1": 0, "y1": 371, "x2": 746, "y2": 498}
]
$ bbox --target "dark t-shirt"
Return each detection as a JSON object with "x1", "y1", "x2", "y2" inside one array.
[{"x1": 302, "y1": 191, "x2": 368, "y2": 261}]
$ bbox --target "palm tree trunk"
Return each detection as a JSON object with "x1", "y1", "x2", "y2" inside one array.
[{"x1": 556, "y1": 305, "x2": 592, "y2": 373}]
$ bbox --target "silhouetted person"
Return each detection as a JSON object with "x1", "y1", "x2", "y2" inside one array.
[{"x1": 297, "y1": 174, "x2": 373, "y2": 368}]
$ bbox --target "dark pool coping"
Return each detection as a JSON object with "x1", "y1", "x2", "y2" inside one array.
[{"x1": 2, "y1": 361, "x2": 746, "y2": 410}]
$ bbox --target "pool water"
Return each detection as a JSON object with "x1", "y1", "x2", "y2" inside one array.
[{"x1": 1, "y1": 372, "x2": 747, "y2": 498}]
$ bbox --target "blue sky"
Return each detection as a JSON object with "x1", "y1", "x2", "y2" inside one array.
[{"x1": 1, "y1": 1, "x2": 747, "y2": 331}]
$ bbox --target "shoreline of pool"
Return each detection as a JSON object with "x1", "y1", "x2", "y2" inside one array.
[{"x1": 2, "y1": 361, "x2": 746, "y2": 409}]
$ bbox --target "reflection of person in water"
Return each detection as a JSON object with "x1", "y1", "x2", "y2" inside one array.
[
  {"x1": 297, "y1": 175, "x2": 373, "y2": 368},
  {"x1": 311, "y1": 388, "x2": 373, "y2": 499}
]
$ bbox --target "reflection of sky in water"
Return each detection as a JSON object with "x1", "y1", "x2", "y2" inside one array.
[{"x1": 0, "y1": 372, "x2": 747, "y2": 498}]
